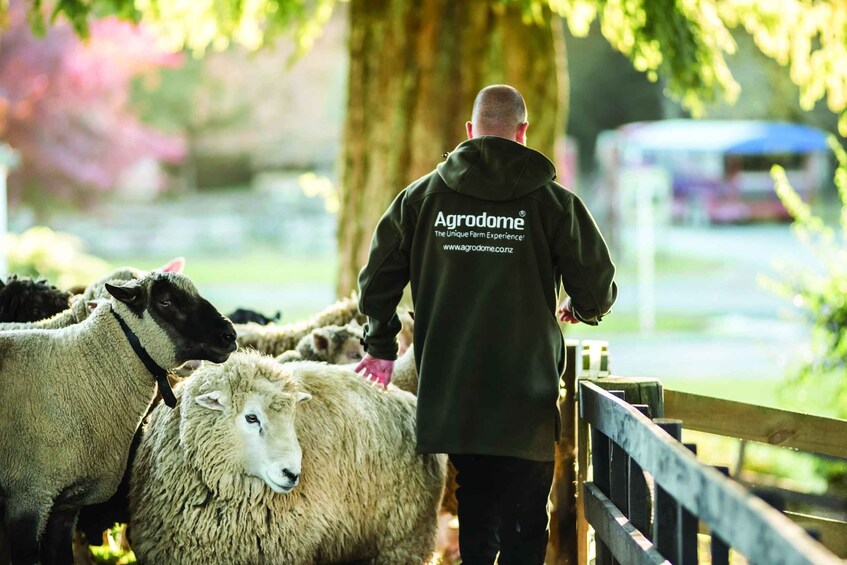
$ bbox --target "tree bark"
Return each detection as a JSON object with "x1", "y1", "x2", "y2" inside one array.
[{"x1": 336, "y1": 0, "x2": 567, "y2": 295}]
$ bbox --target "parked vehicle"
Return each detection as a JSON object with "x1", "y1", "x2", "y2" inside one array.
[{"x1": 597, "y1": 120, "x2": 831, "y2": 223}]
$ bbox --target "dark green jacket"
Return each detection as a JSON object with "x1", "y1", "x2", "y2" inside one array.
[{"x1": 358, "y1": 136, "x2": 617, "y2": 461}]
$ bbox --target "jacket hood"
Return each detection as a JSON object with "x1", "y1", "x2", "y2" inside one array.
[{"x1": 436, "y1": 136, "x2": 556, "y2": 202}]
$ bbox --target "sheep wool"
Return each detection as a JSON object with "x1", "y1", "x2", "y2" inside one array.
[
  {"x1": 235, "y1": 294, "x2": 366, "y2": 356},
  {"x1": 390, "y1": 343, "x2": 418, "y2": 395},
  {"x1": 130, "y1": 351, "x2": 446, "y2": 564},
  {"x1": 0, "y1": 275, "x2": 70, "y2": 323}
]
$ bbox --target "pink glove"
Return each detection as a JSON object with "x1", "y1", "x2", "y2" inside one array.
[
  {"x1": 355, "y1": 354, "x2": 395, "y2": 389},
  {"x1": 557, "y1": 298, "x2": 580, "y2": 324}
]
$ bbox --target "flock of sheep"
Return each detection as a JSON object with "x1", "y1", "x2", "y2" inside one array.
[{"x1": 0, "y1": 260, "x2": 447, "y2": 564}]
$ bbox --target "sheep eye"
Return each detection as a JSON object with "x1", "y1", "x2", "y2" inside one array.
[
  {"x1": 245, "y1": 414, "x2": 259, "y2": 425},
  {"x1": 159, "y1": 300, "x2": 171, "y2": 308}
]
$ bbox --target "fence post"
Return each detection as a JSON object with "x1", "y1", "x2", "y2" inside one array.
[
  {"x1": 588, "y1": 377, "x2": 664, "y2": 564},
  {"x1": 711, "y1": 466, "x2": 731, "y2": 565},
  {"x1": 591, "y1": 416, "x2": 614, "y2": 565},
  {"x1": 653, "y1": 418, "x2": 683, "y2": 563},
  {"x1": 681, "y1": 443, "x2": 700, "y2": 564},
  {"x1": 549, "y1": 340, "x2": 580, "y2": 564},
  {"x1": 629, "y1": 404, "x2": 653, "y2": 541}
]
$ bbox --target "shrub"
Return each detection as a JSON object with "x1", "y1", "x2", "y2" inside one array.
[
  {"x1": 4, "y1": 227, "x2": 109, "y2": 290},
  {"x1": 762, "y1": 137, "x2": 847, "y2": 418}
]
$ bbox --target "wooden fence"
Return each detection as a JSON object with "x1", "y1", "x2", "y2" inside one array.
[{"x1": 548, "y1": 340, "x2": 847, "y2": 565}]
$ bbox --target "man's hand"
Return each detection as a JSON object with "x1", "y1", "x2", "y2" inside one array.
[
  {"x1": 557, "y1": 298, "x2": 580, "y2": 324},
  {"x1": 355, "y1": 354, "x2": 395, "y2": 389}
]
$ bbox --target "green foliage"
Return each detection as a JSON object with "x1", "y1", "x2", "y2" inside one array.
[
  {"x1": 763, "y1": 137, "x2": 847, "y2": 418},
  {"x1": 25, "y1": 0, "x2": 142, "y2": 37},
  {"x1": 88, "y1": 524, "x2": 136, "y2": 564},
  {"x1": 31, "y1": 0, "x2": 847, "y2": 126},
  {"x1": 721, "y1": 1, "x2": 847, "y2": 135},
  {"x1": 559, "y1": 0, "x2": 739, "y2": 116},
  {"x1": 5, "y1": 227, "x2": 110, "y2": 289}
]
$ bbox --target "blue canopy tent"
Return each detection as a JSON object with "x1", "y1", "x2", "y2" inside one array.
[
  {"x1": 620, "y1": 120, "x2": 830, "y2": 156},
  {"x1": 610, "y1": 120, "x2": 831, "y2": 222}
]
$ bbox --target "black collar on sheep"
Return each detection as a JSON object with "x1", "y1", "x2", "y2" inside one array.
[{"x1": 110, "y1": 307, "x2": 178, "y2": 408}]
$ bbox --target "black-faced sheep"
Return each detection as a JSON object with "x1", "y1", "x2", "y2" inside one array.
[
  {"x1": 0, "y1": 257, "x2": 184, "y2": 331},
  {"x1": 275, "y1": 321, "x2": 364, "y2": 365},
  {"x1": 235, "y1": 294, "x2": 366, "y2": 356},
  {"x1": 0, "y1": 275, "x2": 70, "y2": 323},
  {"x1": 129, "y1": 351, "x2": 446, "y2": 564},
  {"x1": 226, "y1": 307, "x2": 281, "y2": 325},
  {"x1": 0, "y1": 270, "x2": 235, "y2": 565}
]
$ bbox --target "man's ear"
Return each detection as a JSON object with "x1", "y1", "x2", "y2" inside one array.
[
  {"x1": 516, "y1": 121, "x2": 528, "y2": 145},
  {"x1": 466, "y1": 121, "x2": 474, "y2": 140}
]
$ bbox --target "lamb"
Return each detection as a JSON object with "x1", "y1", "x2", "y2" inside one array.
[
  {"x1": 129, "y1": 351, "x2": 446, "y2": 564},
  {"x1": 0, "y1": 270, "x2": 236, "y2": 565},
  {"x1": 0, "y1": 257, "x2": 184, "y2": 331},
  {"x1": 275, "y1": 321, "x2": 364, "y2": 365},
  {"x1": 0, "y1": 275, "x2": 70, "y2": 323},
  {"x1": 234, "y1": 294, "x2": 366, "y2": 356}
]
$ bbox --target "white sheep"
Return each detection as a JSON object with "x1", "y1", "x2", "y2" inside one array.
[
  {"x1": 0, "y1": 257, "x2": 184, "y2": 331},
  {"x1": 0, "y1": 270, "x2": 236, "y2": 565},
  {"x1": 234, "y1": 294, "x2": 366, "y2": 356},
  {"x1": 275, "y1": 321, "x2": 364, "y2": 365},
  {"x1": 129, "y1": 351, "x2": 446, "y2": 564}
]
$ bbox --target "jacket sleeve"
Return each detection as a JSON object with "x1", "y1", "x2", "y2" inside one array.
[
  {"x1": 357, "y1": 190, "x2": 413, "y2": 360},
  {"x1": 553, "y1": 194, "x2": 617, "y2": 325}
]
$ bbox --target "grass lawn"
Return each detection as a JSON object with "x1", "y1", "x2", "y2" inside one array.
[
  {"x1": 105, "y1": 248, "x2": 336, "y2": 285},
  {"x1": 661, "y1": 376, "x2": 783, "y2": 408}
]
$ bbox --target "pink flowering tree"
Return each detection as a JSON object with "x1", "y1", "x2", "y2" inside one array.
[{"x1": 0, "y1": 0, "x2": 185, "y2": 212}]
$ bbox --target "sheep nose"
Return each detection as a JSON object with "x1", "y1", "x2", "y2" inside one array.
[
  {"x1": 221, "y1": 330, "x2": 236, "y2": 345},
  {"x1": 282, "y1": 469, "x2": 300, "y2": 484}
]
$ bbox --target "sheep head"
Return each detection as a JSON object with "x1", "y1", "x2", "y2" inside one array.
[
  {"x1": 305, "y1": 321, "x2": 365, "y2": 365},
  {"x1": 105, "y1": 271, "x2": 237, "y2": 368},
  {"x1": 184, "y1": 353, "x2": 311, "y2": 495}
]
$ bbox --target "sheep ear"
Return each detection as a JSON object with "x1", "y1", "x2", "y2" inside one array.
[
  {"x1": 196, "y1": 391, "x2": 226, "y2": 411},
  {"x1": 296, "y1": 391, "x2": 312, "y2": 403},
  {"x1": 105, "y1": 282, "x2": 143, "y2": 306},
  {"x1": 159, "y1": 257, "x2": 185, "y2": 274},
  {"x1": 312, "y1": 331, "x2": 330, "y2": 354}
]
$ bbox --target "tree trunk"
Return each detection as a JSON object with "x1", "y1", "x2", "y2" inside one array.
[{"x1": 336, "y1": 0, "x2": 567, "y2": 295}]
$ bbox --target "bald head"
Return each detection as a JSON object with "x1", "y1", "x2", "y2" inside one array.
[{"x1": 467, "y1": 85, "x2": 528, "y2": 144}]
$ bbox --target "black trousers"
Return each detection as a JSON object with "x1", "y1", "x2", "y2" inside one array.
[{"x1": 449, "y1": 454, "x2": 555, "y2": 565}]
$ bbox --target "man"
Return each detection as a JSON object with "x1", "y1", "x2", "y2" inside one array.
[{"x1": 356, "y1": 84, "x2": 616, "y2": 564}]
